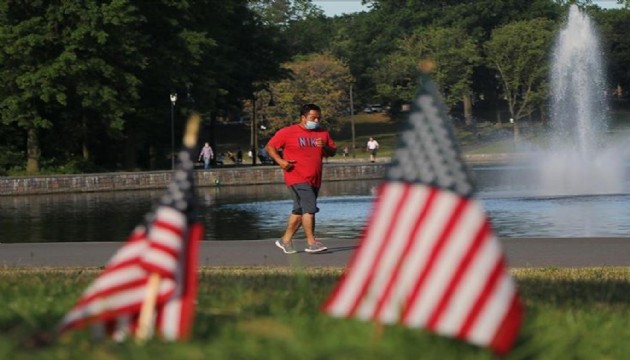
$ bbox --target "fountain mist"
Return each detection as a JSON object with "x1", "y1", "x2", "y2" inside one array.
[{"x1": 537, "y1": 4, "x2": 623, "y2": 196}]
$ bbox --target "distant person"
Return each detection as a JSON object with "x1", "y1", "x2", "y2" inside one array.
[
  {"x1": 236, "y1": 147, "x2": 243, "y2": 164},
  {"x1": 258, "y1": 145, "x2": 264, "y2": 155},
  {"x1": 265, "y1": 103, "x2": 337, "y2": 254},
  {"x1": 343, "y1": 146, "x2": 349, "y2": 158},
  {"x1": 215, "y1": 152, "x2": 224, "y2": 166},
  {"x1": 258, "y1": 145, "x2": 270, "y2": 163},
  {"x1": 226, "y1": 151, "x2": 237, "y2": 163},
  {"x1": 366, "y1": 137, "x2": 379, "y2": 163},
  {"x1": 198, "y1": 142, "x2": 214, "y2": 169}
]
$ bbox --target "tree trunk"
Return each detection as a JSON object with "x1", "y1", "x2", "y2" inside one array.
[
  {"x1": 209, "y1": 112, "x2": 217, "y2": 159},
  {"x1": 463, "y1": 93, "x2": 473, "y2": 126},
  {"x1": 463, "y1": 93, "x2": 478, "y2": 138},
  {"x1": 495, "y1": 92, "x2": 502, "y2": 124},
  {"x1": 513, "y1": 121, "x2": 520, "y2": 143},
  {"x1": 82, "y1": 114, "x2": 90, "y2": 160},
  {"x1": 26, "y1": 127, "x2": 40, "y2": 174},
  {"x1": 149, "y1": 145, "x2": 157, "y2": 170},
  {"x1": 124, "y1": 127, "x2": 138, "y2": 170}
]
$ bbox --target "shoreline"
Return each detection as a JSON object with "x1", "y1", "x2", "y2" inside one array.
[{"x1": 0, "y1": 153, "x2": 524, "y2": 196}]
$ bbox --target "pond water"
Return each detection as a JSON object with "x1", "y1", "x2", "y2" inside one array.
[{"x1": 2, "y1": 166, "x2": 630, "y2": 243}]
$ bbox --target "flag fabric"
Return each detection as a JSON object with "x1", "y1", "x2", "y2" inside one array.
[
  {"x1": 322, "y1": 69, "x2": 523, "y2": 355},
  {"x1": 58, "y1": 132, "x2": 202, "y2": 341}
]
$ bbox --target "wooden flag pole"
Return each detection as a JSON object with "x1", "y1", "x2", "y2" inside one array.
[
  {"x1": 136, "y1": 272, "x2": 162, "y2": 342},
  {"x1": 372, "y1": 321, "x2": 385, "y2": 342},
  {"x1": 135, "y1": 113, "x2": 201, "y2": 343},
  {"x1": 182, "y1": 113, "x2": 201, "y2": 149}
]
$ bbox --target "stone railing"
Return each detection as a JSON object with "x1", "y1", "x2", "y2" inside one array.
[
  {"x1": 0, "y1": 163, "x2": 387, "y2": 196},
  {"x1": 0, "y1": 153, "x2": 525, "y2": 196}
]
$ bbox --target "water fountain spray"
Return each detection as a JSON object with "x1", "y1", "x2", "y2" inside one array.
[{"x1": 538, "y1": 4, "x2": 623, "y2": 196}]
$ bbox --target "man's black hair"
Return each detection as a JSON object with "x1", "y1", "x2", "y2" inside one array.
[{"x1": 300, "y1": 103, "x2": 321, "y2": 117}]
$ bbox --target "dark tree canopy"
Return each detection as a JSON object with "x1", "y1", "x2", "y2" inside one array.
[{"x1": 1, "y1": 0, "x2": 628, "y2": 174}]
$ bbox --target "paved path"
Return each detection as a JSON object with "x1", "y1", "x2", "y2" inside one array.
[{"x1": 1, "y1": 238, "x2": 629, "y2": 268}]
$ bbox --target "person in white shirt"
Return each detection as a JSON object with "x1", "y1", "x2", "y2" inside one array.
[{"x1": 366, "y1": 137, "x2": 379, "y2": 163}]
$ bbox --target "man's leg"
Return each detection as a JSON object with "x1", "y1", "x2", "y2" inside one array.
[
  {"x1": 275, "y1": 213, "x2": 301, "y2": 254},
  {"x1": 281, "y1": 213, "x2": 302, "y2": 244},
  {"x1": 276, "y1": 183, "x2": 326, "y2": 253},
  {"x1": 301, "y1": 213, "x2": 316, "y2": 246}
]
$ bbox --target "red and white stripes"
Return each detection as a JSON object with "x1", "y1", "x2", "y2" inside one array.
[
  {"x1": 58, "y1": 221, "x2": 202, "y2": 341},
  {"x1": 142, "y1": 206, "x2": 187, "y2": 278},
  {"x1": 323, "y1": 182, "x2": 522, "y2": 355}
]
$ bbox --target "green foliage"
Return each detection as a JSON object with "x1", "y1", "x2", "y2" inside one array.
[
  {"x1": 1, "y1": 0, "x2": 629, "y2": 174},
  {"x1": 248, "y1": 0, "x2": 324, "y2": 27},
  {"x1": 0, "y1": 0, "x2": 290, "y2": 172},
  {"x1": 374, "y1": 26, "x2": 480, "y2": 108},
  {"x1": 264, "y1": 52, "x2": 354, "y2": 133},
  {"x1": 5, "y1": 157, "x2": 105, "y2": 176},
  {"x1": 1, "y1": 267, "x2": 630, "y2": 359},
  {"x1": 484, "y1": 18, "x2": 557, "y2": 122},
  {"x1": 0, "y1": 0, "x2": 148, "y2": 172},
  {"x1": 594, "y1": 8, "x2": 630, "y2": 93}
]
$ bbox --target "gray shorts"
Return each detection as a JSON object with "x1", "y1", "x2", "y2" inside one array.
[{"x1": 289, "y1": 183, "x2": 319, "y2": 215}]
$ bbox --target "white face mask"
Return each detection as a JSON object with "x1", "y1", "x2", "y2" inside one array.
[{"x1": 305, "y1": 120, "x2": 319, "y2": 130}]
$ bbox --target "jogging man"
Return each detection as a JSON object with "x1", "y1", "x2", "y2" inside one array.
[{"x1": 265, "y1": 103, "x2": 337, "y2": 254}]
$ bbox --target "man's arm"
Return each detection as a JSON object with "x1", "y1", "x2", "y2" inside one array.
[
  {"x1": 325, "y1": 135, "x2": 337, "y2": 157},
  {"x1": 323, "y1": 144, "x2": 336, "y2": 157},
  {"x1": 315, "y1": 136, "x2": 336, "y2": 157},
  {"x1": 266, "y1": 143, "x2": 295, "y2": 170}
]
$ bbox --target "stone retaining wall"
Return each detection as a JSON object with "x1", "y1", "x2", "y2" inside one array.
[
  {"x1": 0, "y1": 153, "x2": 521, "y2": 196},
  {"x1": 0, "y1": 163, "x2": 387, "y2": 196}
]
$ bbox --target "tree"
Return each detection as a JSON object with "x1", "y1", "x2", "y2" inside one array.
[
  {"x1": 373, "y1": 26, "x2": 479, "y2": 118},
  {"x1": 327, "y1": 9, "x2": 401, "y2": 105},
  {"x1": 248, "y1": 0, "x2": 323, "y2": 27},
  {"x1": 484, "y1": 18, "x2": 556, "y2": 140},
  {"x1": 595, "y1": 8, "x2": 630, "y2": 97},
  {"x1": 0, "y1": 0, "x2": 290, "y2": 172},
  {"x1": 0, "y1": 0, "x2": 145, "y2": 173},
  {"x1": 263, "y1": 52, "x2": 354, "y2": 134},
  {"x1": 326, "y1": 0, "x2": 563, "y2": 110}
]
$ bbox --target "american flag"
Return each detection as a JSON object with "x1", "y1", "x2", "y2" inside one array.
[
  {"x1": 58, "y1": 116, "x2": 203, "y2": 341},
  {"x1": 322, "y1": 70, "x2": 523, "y2": 355}
]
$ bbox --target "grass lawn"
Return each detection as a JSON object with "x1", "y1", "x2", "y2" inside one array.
[{"x1": 2, "y1": 267, "x2": 629, "y2": 359}]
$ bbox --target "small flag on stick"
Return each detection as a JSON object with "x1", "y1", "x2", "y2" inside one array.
[
  {"x1": 322, "y1": 64, "x2": 523, "y2": 355},
  {"x1": 58, "y1": 114, "x2": 203, "y2": 341}
]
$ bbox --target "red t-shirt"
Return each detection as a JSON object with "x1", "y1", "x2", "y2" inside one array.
[{"x1": 267, "y1": 124, "x2": 336, "y2": 188}]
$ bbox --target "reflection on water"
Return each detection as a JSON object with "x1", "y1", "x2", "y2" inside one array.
[
  {"x1": 0, "y1": 180, "x2": 380, "y2": 243},
  {"x1": 198, "y1": 180, "x2": 378, "y2": 241},
  {"x1": 482, "y1": 194, "x2": 630, "y2": 237},
  {"x1": 215, "y1": 195, "x2": 375, "y2": 241},
  {"x1": 2, "y1": 166, "x2": 630, "y2": 243}
]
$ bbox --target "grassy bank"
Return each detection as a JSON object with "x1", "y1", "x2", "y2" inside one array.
[
  {"x1": 220, "y1": 109, "x2": 630, "y2": 164},
  {"x1": 2, "y1": 267, "x2": 629, "y2": 359}
]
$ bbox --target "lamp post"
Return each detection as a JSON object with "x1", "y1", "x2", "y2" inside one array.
[
  {"x1": 250, "y1": 94, "x2": 257, "y2": 166},
  {"x1": 170, "y1": 91, "x2": 178, "y2": 170},
  {"x1": 350, "y1": 84, "x2": 356, "y2": 153}
]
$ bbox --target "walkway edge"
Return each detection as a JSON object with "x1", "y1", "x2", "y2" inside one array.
[{"x1": 1, "y1": 237, "x2": 628, "y2": 268}]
